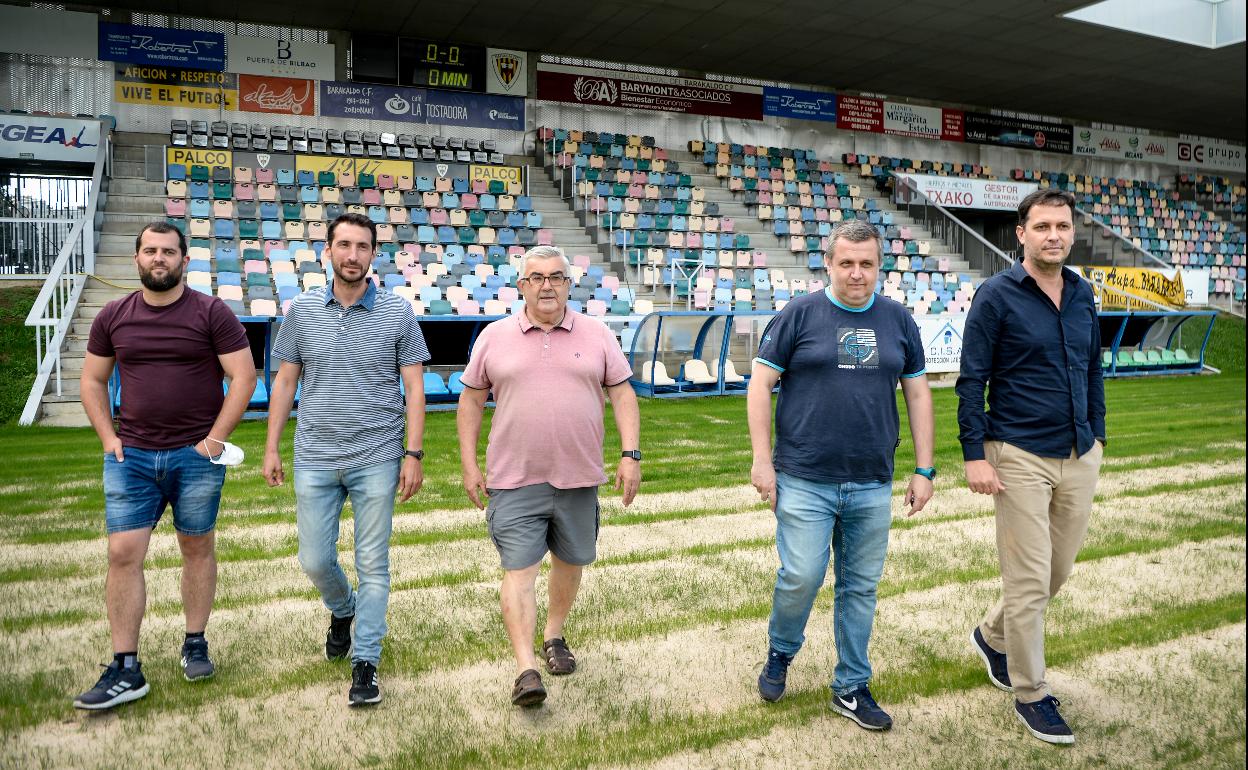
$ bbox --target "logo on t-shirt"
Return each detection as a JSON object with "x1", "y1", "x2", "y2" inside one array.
[{"x1": 838, "y1": 327, "x2": 878, "y2": 369}]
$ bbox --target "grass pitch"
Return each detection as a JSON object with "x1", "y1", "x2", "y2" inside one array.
[{"x1": 0, "y1": 368, "x2": 1244, "y2": 769}]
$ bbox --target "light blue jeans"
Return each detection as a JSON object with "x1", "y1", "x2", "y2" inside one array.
[
  {"x1": 767, "y1": 471, "x2": 893, "y2": 696},
  {"x1": 294, "y1": 460, "x2": 400, "y2": 665}
]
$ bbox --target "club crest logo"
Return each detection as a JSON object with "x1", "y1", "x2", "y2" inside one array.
[{"x1": 492, "y1": 53, "x2": 521, "y2": 88}]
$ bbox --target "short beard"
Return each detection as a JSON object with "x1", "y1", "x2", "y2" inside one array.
[
  {"x1": 139, "y1": 264, "x2": 183, "y2": 292},
  {"x1": 332, "y1": 264, "x2": 367, "y2": 287}
]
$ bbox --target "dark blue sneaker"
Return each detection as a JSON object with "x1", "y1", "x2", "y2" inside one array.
[
  {"x1": 830, "y1": 685, "x2": 892, "y2": 730},
  {"x1": 1015, "y1": 695, "x2": 1075, "y2": 744},
  {"x1": 181, "y1": 637, "x2": 215, "y2": 681},
  {"x1": 757, "y1": 648, "x2": 794, "y2": 702},
  {"x1": 970, "y1": 627, "x2": 1012, "y2": 692},
  {"x1": 73, "y1": 661, "x2": 149, "y2": 710}
]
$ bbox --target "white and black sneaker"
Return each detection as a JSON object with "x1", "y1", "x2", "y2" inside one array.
[
  {"x1": 73, "y1": 661, "x2": 150, "y2": 710},
  {"x1": 348, "y1": 661, "x2": 381, "y2": 707},
  {"x1": 181, "y1": 637, "x2": 215, "y2": 681},
  {"x1": 830, "y1": 685, "x2": 893, "y2": 731}
]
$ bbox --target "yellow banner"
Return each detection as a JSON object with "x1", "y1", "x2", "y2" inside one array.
[
  {"x1": 1082, "y1": 266, "x2": 1186, "y2": 310},
  {"x1": 470, "y1": 164, "x2": 522, "y2": 184},
  {"x1": 165, "y1": 148, "x2": 233, "y2": 168},
  {"x1": 293, "y1": 156, "x2": 413, "y2": 179},
  {"x1": 114, "y1": 65, "x2": 238, "y2": 110}
]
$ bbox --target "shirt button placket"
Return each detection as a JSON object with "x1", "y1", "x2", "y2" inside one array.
[{"x1": 542, "y1": 331, "x2": 550, "y2": 362}]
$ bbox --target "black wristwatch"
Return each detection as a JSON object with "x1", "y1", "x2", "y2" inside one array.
[
  {"x1": 621, "y1": 450, "x2": 642, "y2": 461},
  {"x1": 405, "y1": 449, "x2": 424, "y2": 461},
  {"x1": 914, "y1": 466, "x2": 937, "y2": 481}
]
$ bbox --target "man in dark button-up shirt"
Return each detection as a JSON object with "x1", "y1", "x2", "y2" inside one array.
[{"x1": 957, "y1": 189, "x2": 1105, "y2": 746}]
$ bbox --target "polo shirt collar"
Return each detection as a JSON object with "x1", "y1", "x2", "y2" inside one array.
[
  {"x1": 324, "y1": 278, "x2": 377, "y2": 310},
  {"x1": 517, "y1": 306, "x2": 575, "y2": 333}
]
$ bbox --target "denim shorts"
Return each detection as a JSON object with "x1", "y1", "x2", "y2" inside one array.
[
  {"x1": 486, "y1": 483, "x2": 599, "y2": 570},
  {"x1": 103, "y1": 445, "x2": 227, "y2": 535}
]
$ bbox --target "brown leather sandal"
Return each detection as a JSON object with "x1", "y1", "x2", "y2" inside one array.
[
  {"x1": 542, "y1": 637, "x2": 577, "y2": 675},
  {"x1": 511, "y1": 668, "x2": 546, "y2": 707}
]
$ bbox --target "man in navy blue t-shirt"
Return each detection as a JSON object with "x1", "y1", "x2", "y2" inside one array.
[{"x1": 747, "y1": 219, "x2": 935, "y2": 731}]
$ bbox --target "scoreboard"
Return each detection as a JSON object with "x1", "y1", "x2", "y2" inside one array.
[{"x1": 399, "y1": 38, "x2": 486, "y2": 92}]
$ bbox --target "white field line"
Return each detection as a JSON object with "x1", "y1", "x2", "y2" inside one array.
[
  {"x1": 0, "y1": 458, "x2": 1240, "y2": 577},
  {"x1": 3, "y1": 535, "x2": 1241, "y2": 769},
  {"x1": 632, "y1": 623, "x2": 1246, "y2": 770},
  {"x1": 0, "y1": 480, "x2": 1241, "y2": 681}
]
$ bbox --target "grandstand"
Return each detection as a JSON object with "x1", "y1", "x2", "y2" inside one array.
[{"x1": 2, "y1": 4, "x2": 1242, "y2": 426}]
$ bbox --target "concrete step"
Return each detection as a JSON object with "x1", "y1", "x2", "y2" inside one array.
[
  {"x1": 37, "y1": 398, "x2": 90, "y2": 427},
  {"x1": 111, "y1": 178, "x2": 166, "y2": 196},
  {"x1": 104, "y1": 194, "x2": 167, "y2": 215}
]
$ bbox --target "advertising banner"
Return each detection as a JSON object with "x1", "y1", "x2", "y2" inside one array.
[
  {"x1": 964, "y1": 111, "x2": 1072, "y2": 154},
  {"x1": 1073, "y1": 127, "x2": 1170, "y2": 163},
  {"x1": 232, "y1": 151, "x2": 295, "y2": 176},
  {"x1": 882, "y1": 102, "x2": 963, "y2": 141},
  {"x1": 318, "y1": 81, "x2": 524, "y2": 130},
  {"x1": 99, "y1": 22, "x2": 225, "y2": 70},
  {"x1": 319, "y1": 81, "x2": 426, "y2": 120},
  {"x1": 165, "y1": 147, "x2": 233, "y2": 169},
  {"x1": 1082, "y1": 266, "x2": 1186, "y2": 310},
  {"x1": 238, "y1": 75, "x2": 316, "y2": 115},
  {"x1": 414, "y1": 161, "x2": 470, "y2": 179},
  {"x1": 469, "y1": 164, "x2": 523, "y2": 185},
  {"x1": 426, "y1": 90, "x2": 525, "y2": 131},
  {"x1": 916, "y1": 315, "x2": 968, "y2": 373},
  {"x1": 535, "y1": 63, "x2": 762, "y2": 119},
  {"x1": 894, "y1": 173, "x2": 1038, "y2": 211},
  {"x1": 486, "y1": 48, "x2": 528, "y2": 96},
  {"x1": 293, "y1": 155, "x2": 415, "y2": 179},
  {"x1": 114, "y1": 64, "x2": 237, "y2": 110},
  {"x1": 762, "y1": 87, "x2": 837, "y2": 122},
  {"x1": 1169, "y1": 137, "x2": 1245, "y2": 173},
  {"x1": 0, "y1": 114, "x2": 100, "y2": 163},
  {"x1": 1181, "y1": 269, "x2": 1211, "y2": 306},
  {"x1": 227, "y1": 35, "x2": 335, "y2": 79},
  {"x1": 836, "y1": 95, "x2": 883, "y2": 132}
]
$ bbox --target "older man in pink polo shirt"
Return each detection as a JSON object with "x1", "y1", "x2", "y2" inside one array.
[{"x1": 457, "y1": 245, "x2": 641, "y2": 708}]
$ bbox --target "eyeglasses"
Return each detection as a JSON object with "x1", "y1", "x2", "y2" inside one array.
[{"x1": 520, "y1": 273, "x2": 570, "y2": 286}]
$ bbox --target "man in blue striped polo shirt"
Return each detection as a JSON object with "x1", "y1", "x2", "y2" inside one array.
[{"x1": 263, "y1": 213, "x2": 430, "y2": 707}]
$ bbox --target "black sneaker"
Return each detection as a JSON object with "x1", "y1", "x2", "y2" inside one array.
[
  {"x1": 830, "y1": 685, "x2": 893, "y2": 731},
  {"x1": 181, "y1": 637, "x2": 215, "y2": 681},
  {"x1": 73, "y1": 661, "x2": 150, "y2": 710},
  {"x1": 325, "y1": 613, "x2": 353, "y2": 660},
  {"x1": 757, "y1": 647, "x2": 794, "y2": 702},
  {"x1": 349, "y1": 661, "x2": 381, "y2": 706},
  {"x1": 1015, "y1": 695, "x2": 1074, "y2": 744},
  {"x1": 970, "y1": 627, "x2": 1012, "y2": 692}
]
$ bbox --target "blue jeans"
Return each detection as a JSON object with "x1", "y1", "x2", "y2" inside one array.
[
  {"x1": 767, "y1": 471, "x2": 893, "y2": 696},
  {"x1": 294, "y1": 460, "x2": 400, "y2": 665},
  {"x1": 103, "y1": 445, "x2": 226, "y2": 535}
]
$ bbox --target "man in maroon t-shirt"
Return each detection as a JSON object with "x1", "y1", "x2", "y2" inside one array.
[{"x1": 73, "y1": 222, "x2": 256, "y2": 711}]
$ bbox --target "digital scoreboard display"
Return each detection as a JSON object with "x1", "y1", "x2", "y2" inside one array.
[{"x1": 399, "y1": 38, "x2": 486, "y2": 92}]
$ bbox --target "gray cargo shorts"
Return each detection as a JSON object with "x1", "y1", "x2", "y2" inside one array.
[{"x1": 486, "y1": 483, "x2": 600, "y2": 570}]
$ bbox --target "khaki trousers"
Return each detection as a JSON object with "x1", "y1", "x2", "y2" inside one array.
[{"x1": 978, "y1": 440, "x2": 1102, "y2": 703}]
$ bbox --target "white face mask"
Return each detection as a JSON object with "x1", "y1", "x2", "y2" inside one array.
[{"x1": 202, "y1": 438, "x2": 245, "y2": 467}]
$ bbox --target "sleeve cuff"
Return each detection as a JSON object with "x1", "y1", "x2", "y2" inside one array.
[
  {"x1": 961, "y1": 443, "x2": 986, "y2": 462},
  {"x1": 901, "y1": 368, "x2": 926, "y2": 378},
  {"x1": 753, "y1": 357, "x2": 784, "y2": 373}
]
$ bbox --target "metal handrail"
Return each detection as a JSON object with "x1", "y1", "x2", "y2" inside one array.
[
  {"x1": 19, "y1": 131, "x2": 110, "y2": 425},
  {"x1": 1073, "y1": 205, "x2": 1174, "y2": 270}
]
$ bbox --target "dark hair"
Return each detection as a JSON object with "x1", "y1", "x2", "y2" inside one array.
[
  {"x1": 824, "y1": 219, "x2": 883, "y2": 265},
  {"x1": 1017, "y1": 188, "x2": 1076, "y2": 226},
  {"x1": 327, "y1": 213, "x2": 377, "y2": 249},
  {"x1": 135, "y1": 220, "x2": 187, "y2": 256}
]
